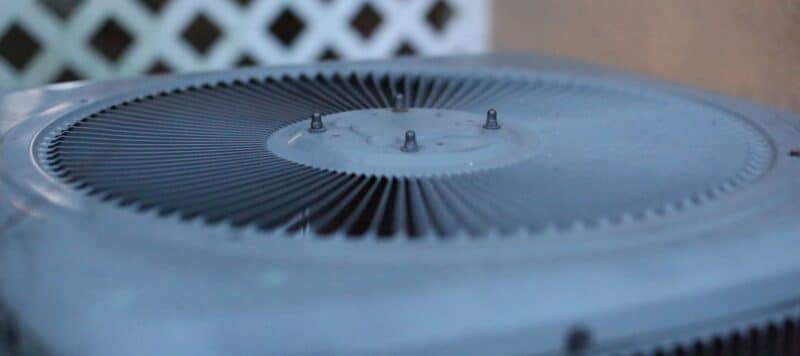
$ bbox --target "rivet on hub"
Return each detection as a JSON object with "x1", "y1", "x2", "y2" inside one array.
[
  {"x1": 484, "y1": 108, "x2": 500, "y2": 129},
  {"x1": 308, "y1": 112, "x2": 326, "y2": 133},
  {"x1": 483, "y1": 109, "x2": 500, "y2": 130},
  {"x1": 401, "y1": 130, "x2": 419, "y2": 152},
  {"x1": 392, "y1": 93, "x2": 408, "y2": 112}
]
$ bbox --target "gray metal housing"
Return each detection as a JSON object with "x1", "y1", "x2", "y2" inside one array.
[{"x1": 1, "y1": 54, "x2": 800, "y2": 355}]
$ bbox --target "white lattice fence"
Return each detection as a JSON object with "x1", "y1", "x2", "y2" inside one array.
[{"x1": 0, "y1": 0, "x2": 488, "y2": 90}]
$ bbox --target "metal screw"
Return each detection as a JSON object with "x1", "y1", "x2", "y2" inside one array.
[
  {"x1": 484, "y1": 108, "x2": 500, "y2": 129},
  {"x1": 308, "y1": 112, "x2": 326, "y2": 133},
  {"x1": 401, "y1": 130, "x2": 419, "y2": 152},
  {"x1": 392, "y1": 93, "x2": 408, "y2": 112},
  {"x1": 565, "y1": 326, "x2": 592, "y2": 355}
]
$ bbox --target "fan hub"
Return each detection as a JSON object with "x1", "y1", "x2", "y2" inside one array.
[{"x1": 267, "y1": 108, "x2": 539, "y2": 176}]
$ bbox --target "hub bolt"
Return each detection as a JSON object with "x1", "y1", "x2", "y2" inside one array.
[
  {"x1": 308, "y1": 112, "x2": 326, "y2": 133},
  {"x1": 392, "y1": 93, "x2": 408, "y2": 112},
  {"x1": 401, "y1": 130, "x2": 419, "y2": 152},
  {"x1": 484, "y1": 108, "x2": 501, "y2": 129}
]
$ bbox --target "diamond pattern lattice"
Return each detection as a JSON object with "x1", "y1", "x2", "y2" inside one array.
[{"x1": 0, "y1": 0, "x2": 487, "y2": 91}]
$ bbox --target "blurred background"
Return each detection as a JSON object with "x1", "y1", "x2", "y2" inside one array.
[
  {"x1": 0, "y1": 0, "x2": 488, "y2": 89},
  {"x1": 1, "y1": 0, "x2": 798, "y2": 112}
]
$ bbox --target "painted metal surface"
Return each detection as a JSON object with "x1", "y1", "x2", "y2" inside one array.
[{"x1": 1, "y1": 54, "x2": 800, "y2": 355}]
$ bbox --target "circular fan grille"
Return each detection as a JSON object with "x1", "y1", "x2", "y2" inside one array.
[{"x1": 42, "y1": 70, "x2": 772, "y2": 238}]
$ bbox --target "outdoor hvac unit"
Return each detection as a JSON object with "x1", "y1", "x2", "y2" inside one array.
[{"x1": 1, "y1": 54, "x2": 800, "y2": 356}]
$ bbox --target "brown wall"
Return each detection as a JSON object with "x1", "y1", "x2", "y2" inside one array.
[{"x1": 492, "y1": 0, "x2": 800, "y2": 113}]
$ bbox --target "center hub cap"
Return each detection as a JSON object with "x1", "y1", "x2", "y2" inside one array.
[{"x1": 267, "y1": 108, "x2": 539, "y2": 176}]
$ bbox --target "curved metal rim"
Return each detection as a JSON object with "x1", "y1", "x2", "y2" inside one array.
[{"x1": 3, "y1": 61, "x2": 787, "y2": 245}]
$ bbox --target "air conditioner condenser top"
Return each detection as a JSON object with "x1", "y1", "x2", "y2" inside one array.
[{"x1": 1, "y1": 54, "x2": 800, "y2": 355}]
